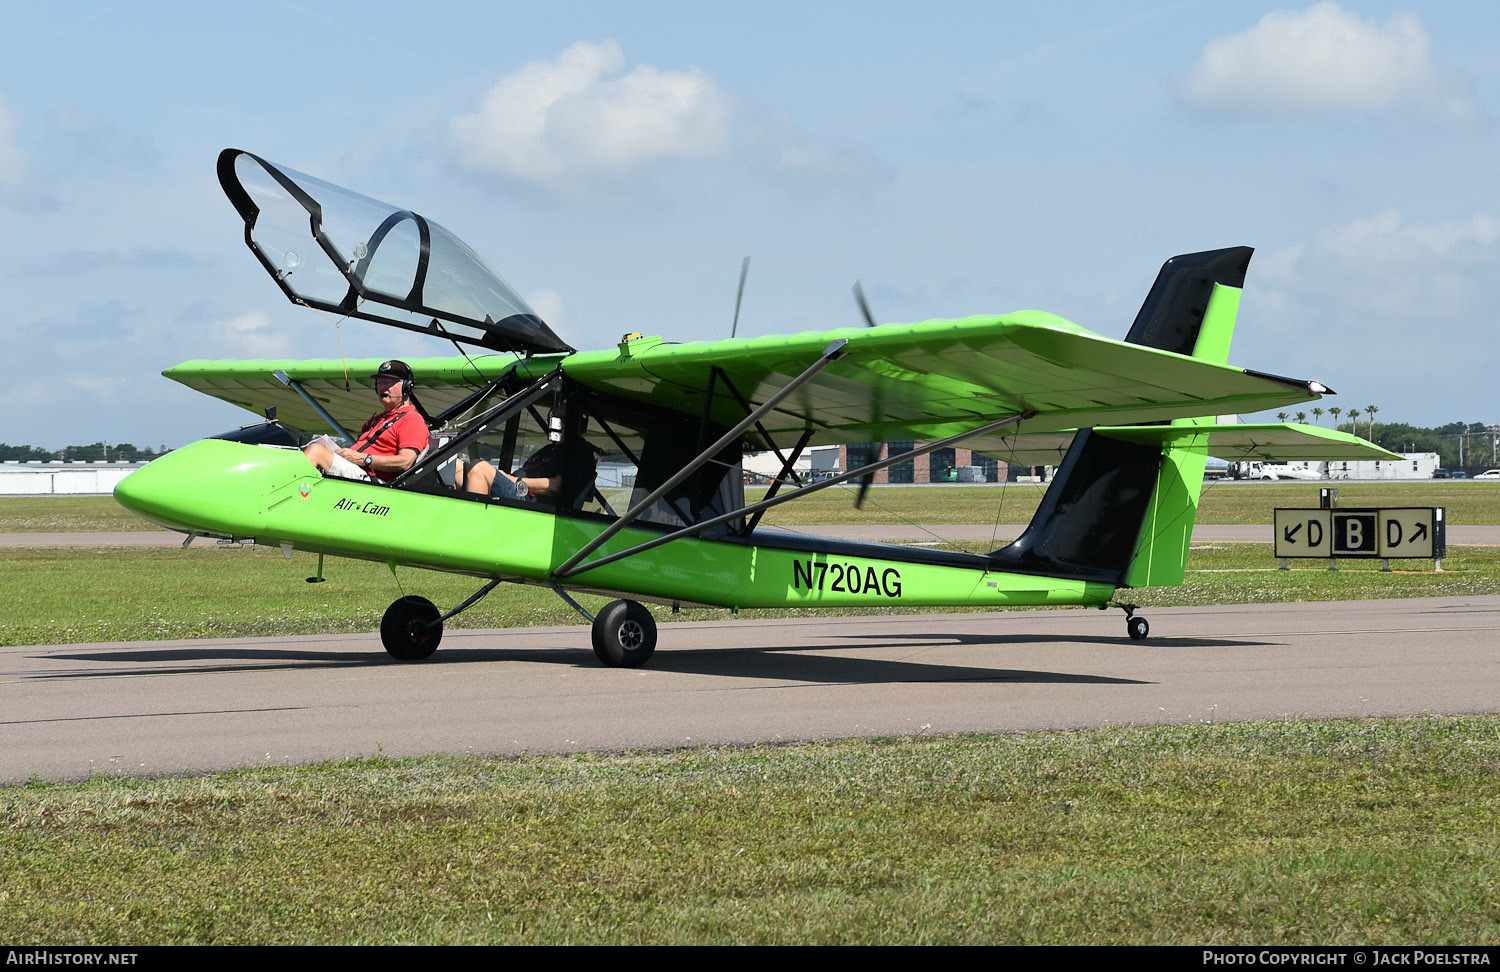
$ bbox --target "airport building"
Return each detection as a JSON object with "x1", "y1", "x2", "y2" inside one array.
[{"x1": 0, "y1": 460, "x2": 148, "y2": 496}]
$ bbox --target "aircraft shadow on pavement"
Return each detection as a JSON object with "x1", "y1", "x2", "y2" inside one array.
[
  {"x1": 643, "y1": 649, "x2": 1150, "y2": 685},
  {"x1": 640, "y1": 631, "x2": 1273, "y2": 683},
  {"x1": 30, "y1": 645, "x2": 574, "y2": 678},
  {"x1": 34, "y1": 645, "x2": 1141, "y2": 686},
  {"x1": 32, "y1": 628, "x2": 1271, "y2": 683},
  {"x1": 34, "y1": 641, "x2": 1152, "y2": 686},
  {"x1": 822, "y1": 631, "x2": 1273, "y2": 649}
]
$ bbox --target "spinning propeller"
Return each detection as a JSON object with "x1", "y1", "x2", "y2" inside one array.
[{"x1": 850, "y1": 280, "x2": 879, "y2": 508}]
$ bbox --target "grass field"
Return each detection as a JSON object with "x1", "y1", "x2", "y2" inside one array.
[
  {"x1": 4, "y1": 480, "x2": 1500, "y2": 533},
  {"x1": 0, "y1": 495, "x2": 158, "y2": 532},
  {"x1": 3, "y1": 718, "x2": 1498, "y2": 944},
  {"x1": 3, "y1": 543, "x2": 1496, "y2": 647}
]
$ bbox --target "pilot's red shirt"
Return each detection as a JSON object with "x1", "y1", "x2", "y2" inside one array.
[{"x1": 352, "y1": 404, "x2": 429, "y2": 481}]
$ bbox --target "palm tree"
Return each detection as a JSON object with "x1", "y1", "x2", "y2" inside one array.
[
  {"x1": 1277, "y1": 411, "x2": 1290, "y2": 423},
  {"x1": 1329, "y1": 406, "x2": 1342, "y2": 430},
  {"x1": 1295, "y1": 411, "x2": 1307, "y2": 424},
  {"x1": 1365, "y1": 404, "x2": 1378, "y2": 439},
  {"x1": 1312, "y1": 407, "x2": 1324, "y2": 426},
  {"x1": 1348, "y1": 408, "x2": 1361, "y2": 433}
]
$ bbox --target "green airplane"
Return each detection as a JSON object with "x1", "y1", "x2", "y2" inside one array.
[{"x1": 113, "y1": 149, "x2": 1398, "y2": 667}]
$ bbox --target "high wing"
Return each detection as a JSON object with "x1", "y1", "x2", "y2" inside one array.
[
  {"x1": 167, "y1": 318, "x2": 1329, "y2": 455},
  {"x1": 166, "y1": 354, "x2": 529, "y2": 440},
  {"x1": 530, "y1": 320, "x2": 1327, "y2": 454}
]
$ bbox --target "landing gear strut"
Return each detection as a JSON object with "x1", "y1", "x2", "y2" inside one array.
[
  {"x1": 1108, "y1": 602, "x2": 1150, "y2": 641},
  {"x1": 592, "y1": 599, "x2": 657, "y2": 668},
  {"x1": 381, "y1": 595, "x2": 443, "y2": 660}
]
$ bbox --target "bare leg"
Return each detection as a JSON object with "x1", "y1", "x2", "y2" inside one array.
[
  {"x1": 303, "y1": 441, "x2": 335, "y2": 473},
  {"x1": 463, "y1": 460, "x2": 498, "y2": 495}
]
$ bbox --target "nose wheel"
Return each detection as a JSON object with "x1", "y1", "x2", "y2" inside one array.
[{"x1": 381, "y1": 595, "x2": 443, "y2": 660}]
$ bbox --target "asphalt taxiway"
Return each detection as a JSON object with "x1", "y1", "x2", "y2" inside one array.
[{"x1": 4, "y1": 595, "x2": 1498, "y2": 783}]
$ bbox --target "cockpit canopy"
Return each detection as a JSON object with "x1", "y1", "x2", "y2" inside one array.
[{"x1": 217, "y1": 148, "x2": 573, "y2": 355}]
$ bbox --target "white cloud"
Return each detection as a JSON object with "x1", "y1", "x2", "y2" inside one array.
[
  {"x1": 0, "y1": 93, "x2": 24, "y2": 186},
  {"x1": 450, "y1": 40, "x2": 730, "y2": 191},
  {"x1": 1236, "y1": 210, "x2": 1500, "y2": 419},
  {"x1": 1180, "y1": 3, "x2": 1479, "y2": 121},
  {"x1": 1258, "y1": 209, "x2": 1500, "y2": 321},
  {"x1": 211, "y1": 309, "x2": 291, "y2": 357}
]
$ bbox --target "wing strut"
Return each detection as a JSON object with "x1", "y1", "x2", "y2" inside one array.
[
  {"x1": 273, "y1": 370, "x2": 355, "y2": 443},
  {"x1": 745, "y1": 428, "x2": 815, "y2": 534},
  {"x1": 553, "y1": 339, "x2": 850, "y2": 578},
  {"x1": 713, "y1": 365, "x2": 807, "y2": 466},
  {"x1": 552, "y1": 408, "x2": 1037, "y2": 579}
]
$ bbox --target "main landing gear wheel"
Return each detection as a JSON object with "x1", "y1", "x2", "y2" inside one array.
[
  {"x1": 1127, "y1": 616, "x2": 1149, "y2": 641},
  {"x1": 592, "y1": 599, "x2": 657, "y2": 668},
  {"x1": 381, "y1": 595, "x2": 443, "y2": 661}
]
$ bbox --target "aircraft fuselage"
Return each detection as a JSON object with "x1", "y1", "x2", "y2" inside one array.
[{"x1": 114, "y1": 438, "x2": 1116, "y2": 612}]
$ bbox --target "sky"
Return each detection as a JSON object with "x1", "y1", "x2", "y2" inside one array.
[{"x1": 1, "y1": 0, "x2": 1496, "y2": 448}]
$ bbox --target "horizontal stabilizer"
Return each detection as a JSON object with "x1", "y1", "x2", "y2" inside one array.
[{"x1": 1095, "y1": 423, "x2": 1400, "y2": 462}]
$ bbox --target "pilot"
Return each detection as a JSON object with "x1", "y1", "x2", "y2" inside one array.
[
  {"x1": 303, "y1": 359, "x2": 430, "y2": 483},
  {"x1": 459, "y1": 444, "x2": 564, "y2": 501}
]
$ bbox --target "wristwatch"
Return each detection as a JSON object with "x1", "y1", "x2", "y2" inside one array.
[{"x1": 362, "y1": 454, "x2": 373, "y2": 469}]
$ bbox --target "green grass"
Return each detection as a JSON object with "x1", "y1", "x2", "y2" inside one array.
[
  {"x1": 3, "y1": 543, "x2": 1496, "y2": 647},
  {"x1": 3, "y1": 718, "x2": 1498, "y2": 944},
  {"x1": 0, "y1": 495, "x2": 158, "y2": 532}
]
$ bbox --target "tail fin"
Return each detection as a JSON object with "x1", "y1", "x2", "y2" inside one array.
[{"x1": 988, "y1": 247, "x2": 1250, "y2": 586}]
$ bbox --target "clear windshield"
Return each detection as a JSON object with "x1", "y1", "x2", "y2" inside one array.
[{"x1": 219, "y1": 149, "x2": 572, "y2": 354}]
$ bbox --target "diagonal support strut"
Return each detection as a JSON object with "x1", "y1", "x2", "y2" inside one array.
[
  {"x1": 552, "y1": 339, "x2": 850, "y2": 578},
  {"x1": 552, "y1": 408, "x2": 1037, "y2": 579}
]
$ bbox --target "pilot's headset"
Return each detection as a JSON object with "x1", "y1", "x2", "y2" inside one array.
[{"x1": 372, "y1": 359, "x2": 414, "y2": 401}]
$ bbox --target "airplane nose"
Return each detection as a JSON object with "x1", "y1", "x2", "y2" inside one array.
[
  {"x1": 114, "y1": 438, "x2": 304, "y2": 536},
  {"x1": 114, "y1": 443, "x2": 216, "y2": 532}
]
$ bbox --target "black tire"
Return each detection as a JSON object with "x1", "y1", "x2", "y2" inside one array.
[
  {"x1": 591, "y1": 599, "x2": 657, "y2": 668},
  {"x1": 381, "y1": 595, "x2": 443, "y2": 661},
  {"x1": 1127, "y1": 616, "x2": 1149, "y2": 641}
]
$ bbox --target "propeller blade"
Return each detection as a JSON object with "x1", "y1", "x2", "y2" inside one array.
[
  {"x1": 731, "y1": 256, "x2": 750, "y2": 338},
  {"x1": 852, "y1": 281, "x2": 877, "y2": 328},
  {"x1": 854, "y1": 473, "x2": 874, "y2": 509}
]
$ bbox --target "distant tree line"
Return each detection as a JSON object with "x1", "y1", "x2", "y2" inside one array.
[
  {"x1": 0, "y1": 442, "x2": 168, "y2": 463},
  {"x1": 1377, "y1": 421, "x2": 1500, "y2": 471}
]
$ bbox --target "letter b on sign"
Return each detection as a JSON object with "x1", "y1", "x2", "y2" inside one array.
[{"x1": 1332, "y1": 511, "x2": 1378, "y2": 555}]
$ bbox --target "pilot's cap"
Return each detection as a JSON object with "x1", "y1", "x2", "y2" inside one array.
[{"x1": 371, "y1": 360, "x2": 414, "y2": 383}]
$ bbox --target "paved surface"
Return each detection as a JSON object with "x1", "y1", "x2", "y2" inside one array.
[
  {"x1": 7, "y1": 524, "x2": 1500, "y2": 546},
  {"x1": 4, "y1": 596, "x2": 1498, "y2": 783}
]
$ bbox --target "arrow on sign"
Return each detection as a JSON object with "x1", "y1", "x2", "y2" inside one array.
[
  {"x1": 1284, "y1": 523, "x2": 1302, "y2": 543},
  {"x1": 1413, "y1": 522, "x2": 1428, "y2": 542}
]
